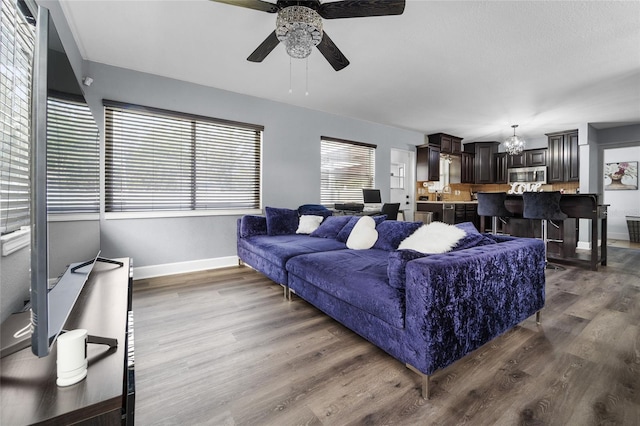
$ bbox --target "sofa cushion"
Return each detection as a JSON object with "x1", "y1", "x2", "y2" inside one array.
[
  {"x1": 298, "y1": 204, "x2": 333, "y2": 218},
  {"x1": 398, "y1": 222, "x2": 466, "y2": 253},
  {"x1": 373, "y1": 220, "x2": 423, "y2": 251},
  {"x1": 346, "y1": 216, "x2": 379, "y2": 250},
  {"x1": 265, "y1": 207, "x2": 299, "y2": 236},
  {"x1": 240, "y1": 234, "x2": 347, "y2": 269},
  {"x1": 387, "y1": 249, "x2": 429, "y2": 290},
  {"x1": 296, "y1": 215, "x2": 324, "y2": 234},
  {"x1": 309, "y1": 215, "x2": 352, "y2": 239},
  {"x1": 239, "y1": 215, "x2": 267, "y2": 238},
  {"x1": 452, "y1": 222, "x2": 497, "y2": 251},
  {"x1": 287, "y1": 249, "x2": 404, "y2": 328},
  {"x1": 336, "y1": 215, "x2": 387, "y2": 242}
]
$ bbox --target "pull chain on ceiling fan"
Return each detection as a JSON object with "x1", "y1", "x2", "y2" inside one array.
[{"x1": 210, "y1": 0, "x2": 406, "y2": 71}]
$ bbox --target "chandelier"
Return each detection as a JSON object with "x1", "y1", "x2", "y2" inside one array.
[
  {"x1": 276, "y1": 6, "x2": 323, "y2": 59},
  {"x1": 504, "y1": 124, "x2": 526, "y2": 155}
]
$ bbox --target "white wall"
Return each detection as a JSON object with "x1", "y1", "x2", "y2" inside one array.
[
  {"x1": 603, "y1": 146, "x2": 640, "y2": 240},
  {"x1": 595, "y1": 124, "x2": 640, "y2": 241}
]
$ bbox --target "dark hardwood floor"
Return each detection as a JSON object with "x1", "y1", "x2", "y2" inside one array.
[{"x1": 133, "y1": 247, "x2": 640, "y2": 425}]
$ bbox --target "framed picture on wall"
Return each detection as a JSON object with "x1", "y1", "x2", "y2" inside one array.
[{"x1": 604, "y1": 161, "x2": 638, "y2": 190}]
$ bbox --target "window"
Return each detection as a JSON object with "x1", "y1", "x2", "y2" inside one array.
[
  {"x1": 0, "y1": 0, "x2": 35, "y2": 234},
  {"x1": 320, "y1": 137, "x2": 376, "y2": 206},
  {"x1": 47, "y1": 95, "x2": 99, "y2": 213},
  {"x1": 104, "y1": 101, "x2": 262, "y2": 213}
]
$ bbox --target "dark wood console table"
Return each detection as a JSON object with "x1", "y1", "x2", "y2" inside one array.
[
  {"x1": 504, "y1": 194, "x2": 608, "y2": 270},
  {"x1": 0, "y1": 258, "x2": 134, "y2": 425}
]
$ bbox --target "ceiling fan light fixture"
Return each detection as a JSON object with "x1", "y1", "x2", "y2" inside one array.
[
  {"x1": 504, "y1": 124, "x2": 526, "y2": 156},
  {"x1": 276, "y1": 6, "x2": 323, "y2": 59}
]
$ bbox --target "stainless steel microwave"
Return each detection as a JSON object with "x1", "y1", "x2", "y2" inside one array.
[{"x1": 507, "y1": 166, "x2": 547, "y2": 184}]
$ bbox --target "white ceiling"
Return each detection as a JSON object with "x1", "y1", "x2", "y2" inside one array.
[{"x1": 59, "y1": 0, "x2": 640, "y2": 143}]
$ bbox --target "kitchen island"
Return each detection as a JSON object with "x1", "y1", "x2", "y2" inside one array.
[
  {"x1": 416, "y1": 200, "x2": 479, "y2": 229},
  {"x1": 502, "y1": 193, "x2": 607, "y2": 271},
  {"x1": 416, "y1": 194, "x2": 607, "y2": 271}
]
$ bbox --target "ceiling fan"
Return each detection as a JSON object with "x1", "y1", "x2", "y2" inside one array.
[{"x1": 210, "y1": 0, "x2": 406, "y2": 71}]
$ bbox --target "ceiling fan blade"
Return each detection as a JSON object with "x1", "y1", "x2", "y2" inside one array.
[
  {"x1": 318, "y1": 0, "x2": 405, "y2": 19},
  {"x1": 209, "y1": 0, "x2": 278, "y2": 14},
  {"x1": 316, "y1": 32, "x2": 350, "y2": 71},
  {"x1": 247, "y1": 31, "x2": 280, "y2": 62}
]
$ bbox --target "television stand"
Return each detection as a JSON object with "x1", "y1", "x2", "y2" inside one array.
[{"x1": 0, "y1": 258, "x2": 135, "y2": 425}]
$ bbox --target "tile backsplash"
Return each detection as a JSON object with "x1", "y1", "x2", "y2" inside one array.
[{"x1": 417, "y1": 181, "x2": 580, "y2": 202}]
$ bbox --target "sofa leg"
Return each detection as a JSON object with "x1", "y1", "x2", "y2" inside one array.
[
  {"x1": 536, "y1": 310, "x2": 541, "y2": 325},
  {"x1": 238, "y1": 258, "x2": 244, "y2": 267},
  {"x1": 406, "y1": 364, "x2": 430, "y2": 399}
]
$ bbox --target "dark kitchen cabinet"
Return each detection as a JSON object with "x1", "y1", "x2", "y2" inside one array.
[
  {"x1": 417, "y1": 202, "x2": 444, "y2": 222},
  {"x1": 416, "y1": 144, "x2": 440, "y2": 181},
  {"x1": 464, "y1": 141, "x2": 500, "y2": 184},
  {"x1": 455, "y1": 203, "x2": 479, "y2": 228},
  {"x1": 526, "y1": 149, "x2": 547, "y2": 167},
  {"x1": 507, "y1": 148, "x2": 547, "y2": 168},
  {"x1": 547, "y1": 130, "x2": 579, "y2": 182},
  {"x1": 428, "y1": 133, "x2": 463, "y2": 155},
  {"x1": 417, "y1": 202, "x2": 478, "y2": 228},
  {"x1": 507, "y1": 217, "x2": 577, "y2": 258},
  {"x1": 461, "y1": 152, "x2": 475, "y2": 183},
  {"x1": 507, "y1": 152, "x2": 525, "y2": 168},
  {"x1": 495, "y1": 152, "x2": 508, "y2": 183}
]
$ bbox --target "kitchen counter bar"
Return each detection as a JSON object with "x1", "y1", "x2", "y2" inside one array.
[{"x1": 503, "y1": 193, "x2": 607, "y2": 271}]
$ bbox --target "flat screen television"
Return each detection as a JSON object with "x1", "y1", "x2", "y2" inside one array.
[{"x1": 0, "y1": 2, "x2": 102, "y2": 359}]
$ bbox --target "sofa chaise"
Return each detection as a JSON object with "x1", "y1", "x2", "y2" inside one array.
[{"x1": 236, "y1": 207, "x2": 546, "y2": 398}]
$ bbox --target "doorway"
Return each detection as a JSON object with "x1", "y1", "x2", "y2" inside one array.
[{"x1": 390, "y1": 149, "x2": 415, "y2": 221}]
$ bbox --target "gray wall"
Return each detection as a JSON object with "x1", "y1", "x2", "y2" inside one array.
[
  {"x1": 82, "y1": 61, "x2": 424, "y2": 269},
  {"x1": 0, "y1": 248, "x2": 31, "y2": 323}
]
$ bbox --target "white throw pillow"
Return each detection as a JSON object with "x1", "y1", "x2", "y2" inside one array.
[
  {"x1": 346, "y1": 216, "x2": 379, "y2": 250},
  {"x1": 398, "y1": 221, "x2": 466, "y2": 253},
  {"x1": 296, "y1": 215, "x2": 324, "y2": 234}
]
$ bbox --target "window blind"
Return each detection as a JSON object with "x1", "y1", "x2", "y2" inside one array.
[
  {"x1": 320, "y1": 137, "x2": 376, "y2": 206},
  {"x1": 46, "y1": 96, "x2": 99, "y2": 213},
  {"x1": 104, "y1": 102, "x2": 262, "y2": 213},
  {"x1": 0, "y1": 0, "x2": 35, "y2": 234}
]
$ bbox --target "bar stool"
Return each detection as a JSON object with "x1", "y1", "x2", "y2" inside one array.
[
  {"x1": 381, "y1": 203, "x2": 401, "y2": 220},
  {"x1": 522, "y1": 191, "x2": 568, "y2": 270},
  {"x1": 477, "y1": 192, "x2": 512, "y2": 234}
]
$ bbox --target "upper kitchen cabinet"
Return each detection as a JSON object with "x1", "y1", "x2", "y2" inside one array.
[
  {"x1": 506, "y1": 148, "x2": 547, "y2": 168},
  {"x1": 526, "y1": 149, "x2": 547, "y2": 167},
  {"x1": 428, "y1": 133, "x2": 463, "y2": 155},
  {"x1": 461, "y1": 152, "x2": 475, "y2": 183},
  {"x1": 464, "y1": 142, "x2": 500, "y2": 184},
  {"x1": 494, "y1": 152, "x2": 508, "y2": 183},
  {"x1": 417, "y1": 143, "x2": 440, "y2": 181},
  {"x1": 547, "y1": 130, "x2": 579, "y2": 182}
]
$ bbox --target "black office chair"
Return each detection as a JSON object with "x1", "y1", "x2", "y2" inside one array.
[
  {"x1": 381, "y1": 203, "x2": 401, "y2": 220},
  {"x1": 477, "y1": 192, "x2": 512, "y2": 234},
  {"x1": 523, "y1": 191, "x2": 568, "y2": 270}
]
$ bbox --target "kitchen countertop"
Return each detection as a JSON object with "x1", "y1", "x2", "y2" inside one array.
[{"x1": 416, "y1": 200, "x2": 478, "y2": 204}]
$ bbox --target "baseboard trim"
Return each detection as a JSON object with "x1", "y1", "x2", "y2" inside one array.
[
  {"x1": 608, "y1": 232, "x2": 632, "y2": 241},
  {"x1": 133, "y1": 256, "x2": 239, "y2": 280},
  {"x1": 576, "y1": 239, "x2": 606, "y2": 251},
  {"x1": 577, "y1": 241, "x2": 591, "y2": 250}
]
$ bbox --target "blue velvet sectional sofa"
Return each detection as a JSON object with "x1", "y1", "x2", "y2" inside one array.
[{"x1": 236, "y1": 209, "x2": 546, "y2": 398}]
